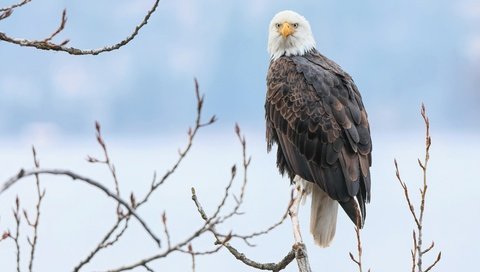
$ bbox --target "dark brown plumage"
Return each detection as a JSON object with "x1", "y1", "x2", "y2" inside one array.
[{"x1": 265, "y1": 49, "x2": 372, "y2": 226}]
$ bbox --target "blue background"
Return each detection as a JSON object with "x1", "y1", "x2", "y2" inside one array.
[
  {"x1": 0, "y1": 0, "x2": 479, "y2": 138},
  {"x1": 1, "y1": 0, "x2": 479, "y2": 271}
]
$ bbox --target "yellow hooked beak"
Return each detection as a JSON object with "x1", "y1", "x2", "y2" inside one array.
[{"x1": 279, "y1": 22, "x2": 294, "y2": 38}]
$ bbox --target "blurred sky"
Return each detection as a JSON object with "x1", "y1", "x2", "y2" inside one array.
[
  {"x1": 0, "y1": 0, "x2": 479, "y2": 141},
  {"x1": 1, "y1": 0, "x2": 480, "y2": 271}
]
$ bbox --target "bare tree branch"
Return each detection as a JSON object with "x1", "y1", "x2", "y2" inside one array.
[
  {"x1": 161, "y1": 211, "x2": 172, "y2": 250},
  {"x1": 1, "y1": 168, "x2": 161, "y2": 247},
  {"x1": 349, "y1": 208, "x2": 369, "y2": 272},
  {"x1": 88, "y1": 121, "x2": 123, "y2": 218},
  {"x1": 0, "y1": 0, "x2": 32, "y2": 12},
  {"x1": 186, "y1": 124, "x2": 303, "y2": 271},
  {"x1": 188, "y1": 244, "x2": 196, "y2": 272},
  {"x1": 71, "y1": 80, "x2": 215, "y2": 271},
  {"x1": 0, "y1": 79, "x2": 448, "y2": 272},
  {"x1": 13, "y1": 196, "x2": 21, "y2": 272},
  {"x1": 143, "y1": 264, "x2": 154, "y2": 272},
  {"x1": 136, "y1": 78, "x2": 216, "y2": 207},
  {"x1": 177, "y1": 244, "x2": 223, "y2": 256},
  {"x1": 67, "y1": 81, "x2": 217, "y2": 271},
  {"x1": 103, "y1": 220, "x2": 213, "y2": 272},
  {"x1": 73, "y1": 217, "x2": 130, "y2": 272},
  {"x1": 424, "y1": 252, "x2": 441, "y2": 272},
  {"x1": 191, "y1": 186, "x2": 296, "y2": 272},
  {"x1": 1, "y1": 197, "x2": 23, "y2": 271},
  {"x1": 0, "y1": 9, "x2": 13, "y2": 20},
  {"x1": 394, "y1": 104, "x2": 441, "y2": 272},
  {"x1": 0, "y1": 0, "x2": 160, "y2": 55},
  {"x1": 394, "y1": 159, "x2": 421, "y2": 228},
  {"x1": 42, "y1": 9, "x2": 68, "y2": 44},
  {"x1": 220, "y1": 200, "x2": 292, "y2": 247},
  {"x1": 25, "y1": 146, "x2": 46, "y2": 272}
]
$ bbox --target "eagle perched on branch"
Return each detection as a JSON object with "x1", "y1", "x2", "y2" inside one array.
[{"x1": 265, "y1": 10, "x2": 372, "y2": 247}]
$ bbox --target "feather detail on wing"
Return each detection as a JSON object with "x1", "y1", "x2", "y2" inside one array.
[{"x1": 265, "y1": 49, "x2": 372, "y2": 225}]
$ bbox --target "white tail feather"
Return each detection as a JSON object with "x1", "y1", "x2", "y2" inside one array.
[{"x1": 310, "y1": 184, "x2": 338, "y2": 247}]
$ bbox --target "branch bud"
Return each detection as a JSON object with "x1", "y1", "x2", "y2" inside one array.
[
  {"x1": 2, "y1": 231, "x2": 10, "y2": 239},
  {"x1": 95, "y1": 121, "x2": 101, "y2": 133},
  {"x1": 188, "y1": 243, "x2": 193, "y2": 253},
  {"x1": 130, "y1": 192, "x2": 136, "y2": 209},
  {"x1": 162, "y1": 211, "x2": 167, "y2": 225}
]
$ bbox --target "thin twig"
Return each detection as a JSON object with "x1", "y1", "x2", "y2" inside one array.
[
  {"x1": 161, "y1": 211, "x2": 171, "y2": 249},
  {"x1": 12, "y1": 196, "x2": 21, "y2": 272},
  {"x1": 394, "y1": 160, "x2": 420, "y2": 228},
  {"x1": 104, "y1": 221, "x2": 212, "y2": 271},
  {"x1": 188, "y1": 244, "x2": 196, "y2": 272},
  {"x1": 189, "y1": 126, "x2": 245, "y2": 230},
  {"x1": 411, "y1": 230, "x2": 417, "y2": 272},
  {"x1": 214, "y1": 125, "x2": 249, "y2": 226},
  {"x1": 220, "y1": 199, "x2": 292, "y2": 247},
  {"x1": 42, "y1": 9, "x2": 68, "y2": 44},
  {"x1": 26, "y1": 146, "x2": 46, "y2": 272},
  {"x1": 136, "y1": 79, "x2": 216, "y2": 208},
  {"x1": 424, "y1": 252, "x2": 442, "y2": 272},
  {"x1": 288, "y1": 186, "x2": 312, "y2": 272},
  {"x1": 88, "y1": 121, "x2": 123, "y2": 217},
  {"x1": 417, "y1": 103, "x2": 432, "y2": 272},
  {"x1": 0, "y1": 9, "x2": 13, "y2": 20},
  {"x1": 143, "y1": 265, "x2": 154, "y2": 272},
  {"x1": 191, "y1": 187, "x2": 295, "y2": 271},
  {"x1": 73, "y1": 217, "x2": 130, "y2": 272},
  {"x1": 207, "y1": 165, "x2": 237, "y2": 223},
  {"x1": 101, "y1": 218, "x2": 130, "y2": 249},
  {"x1": 349, "y1": 208, "x2": 368, "y2": 272},
  {"x1": 394, "y1": 104, "x2": 441, "y2": 272},
  {"x1": 0, "y1": 0, "x2": 32, "y2": 12},
  {"x1": 422, "y1": 241, "x2": 435, "y2": 255},
  {"x1": 177, "y1": 245, "x2": 223, "y2": 256}
]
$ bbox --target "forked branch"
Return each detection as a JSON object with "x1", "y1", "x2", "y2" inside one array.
[
  {"x1": 189, "y1": 125, "x2": 301, "y2": 271},
  {"x1": 75, "y1": 79, "x2": 216, "y2": 271},
  {"x1": 1, "y1": 168, "x2": 161, "y2": 247}
]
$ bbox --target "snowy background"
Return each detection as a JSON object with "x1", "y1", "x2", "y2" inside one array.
[{"x1": 1, "y1": 0, "x2": 479, "y2": 271}]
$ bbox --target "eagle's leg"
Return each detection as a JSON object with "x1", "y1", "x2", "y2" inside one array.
[
  {"x1": 290, "y1": 178, "x2": 307, "y2": 243},
  {"x1": 289, "y1": 178, "x2": 313, "y2": 272}
]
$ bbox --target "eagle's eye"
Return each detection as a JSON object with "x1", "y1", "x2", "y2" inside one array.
[
  {"x1": 275, "y1": 23, "x2": 281, "y2": 28},
  {"x1": 293, "y1": 23, "x2": 299, "y2": 28}
]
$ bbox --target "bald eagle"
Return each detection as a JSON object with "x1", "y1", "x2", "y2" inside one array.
[{"x1": 266, "y1": 10, "x2": 372, "y2": 247}]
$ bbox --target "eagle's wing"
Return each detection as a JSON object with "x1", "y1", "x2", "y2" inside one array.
[{"x1": 265, "y1": 52, "x2": 372, "y2": 224}]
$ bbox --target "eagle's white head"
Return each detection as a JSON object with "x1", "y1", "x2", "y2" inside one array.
[{"x1": 268, "y1": 10, "x2": 316, "y2": 61}]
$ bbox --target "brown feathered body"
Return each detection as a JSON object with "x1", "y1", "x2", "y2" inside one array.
[{"x1": 265, "y1": 49, "x2": 372, "y2": 246}]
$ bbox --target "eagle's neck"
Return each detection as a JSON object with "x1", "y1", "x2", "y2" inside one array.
[{"x1": 269, "y1": 37, "x2": 316, "y2": 61}]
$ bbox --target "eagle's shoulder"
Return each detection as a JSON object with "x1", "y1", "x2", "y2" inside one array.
[{"x1": 291, "y1": 51, "x2": 372, "y2": 157}]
